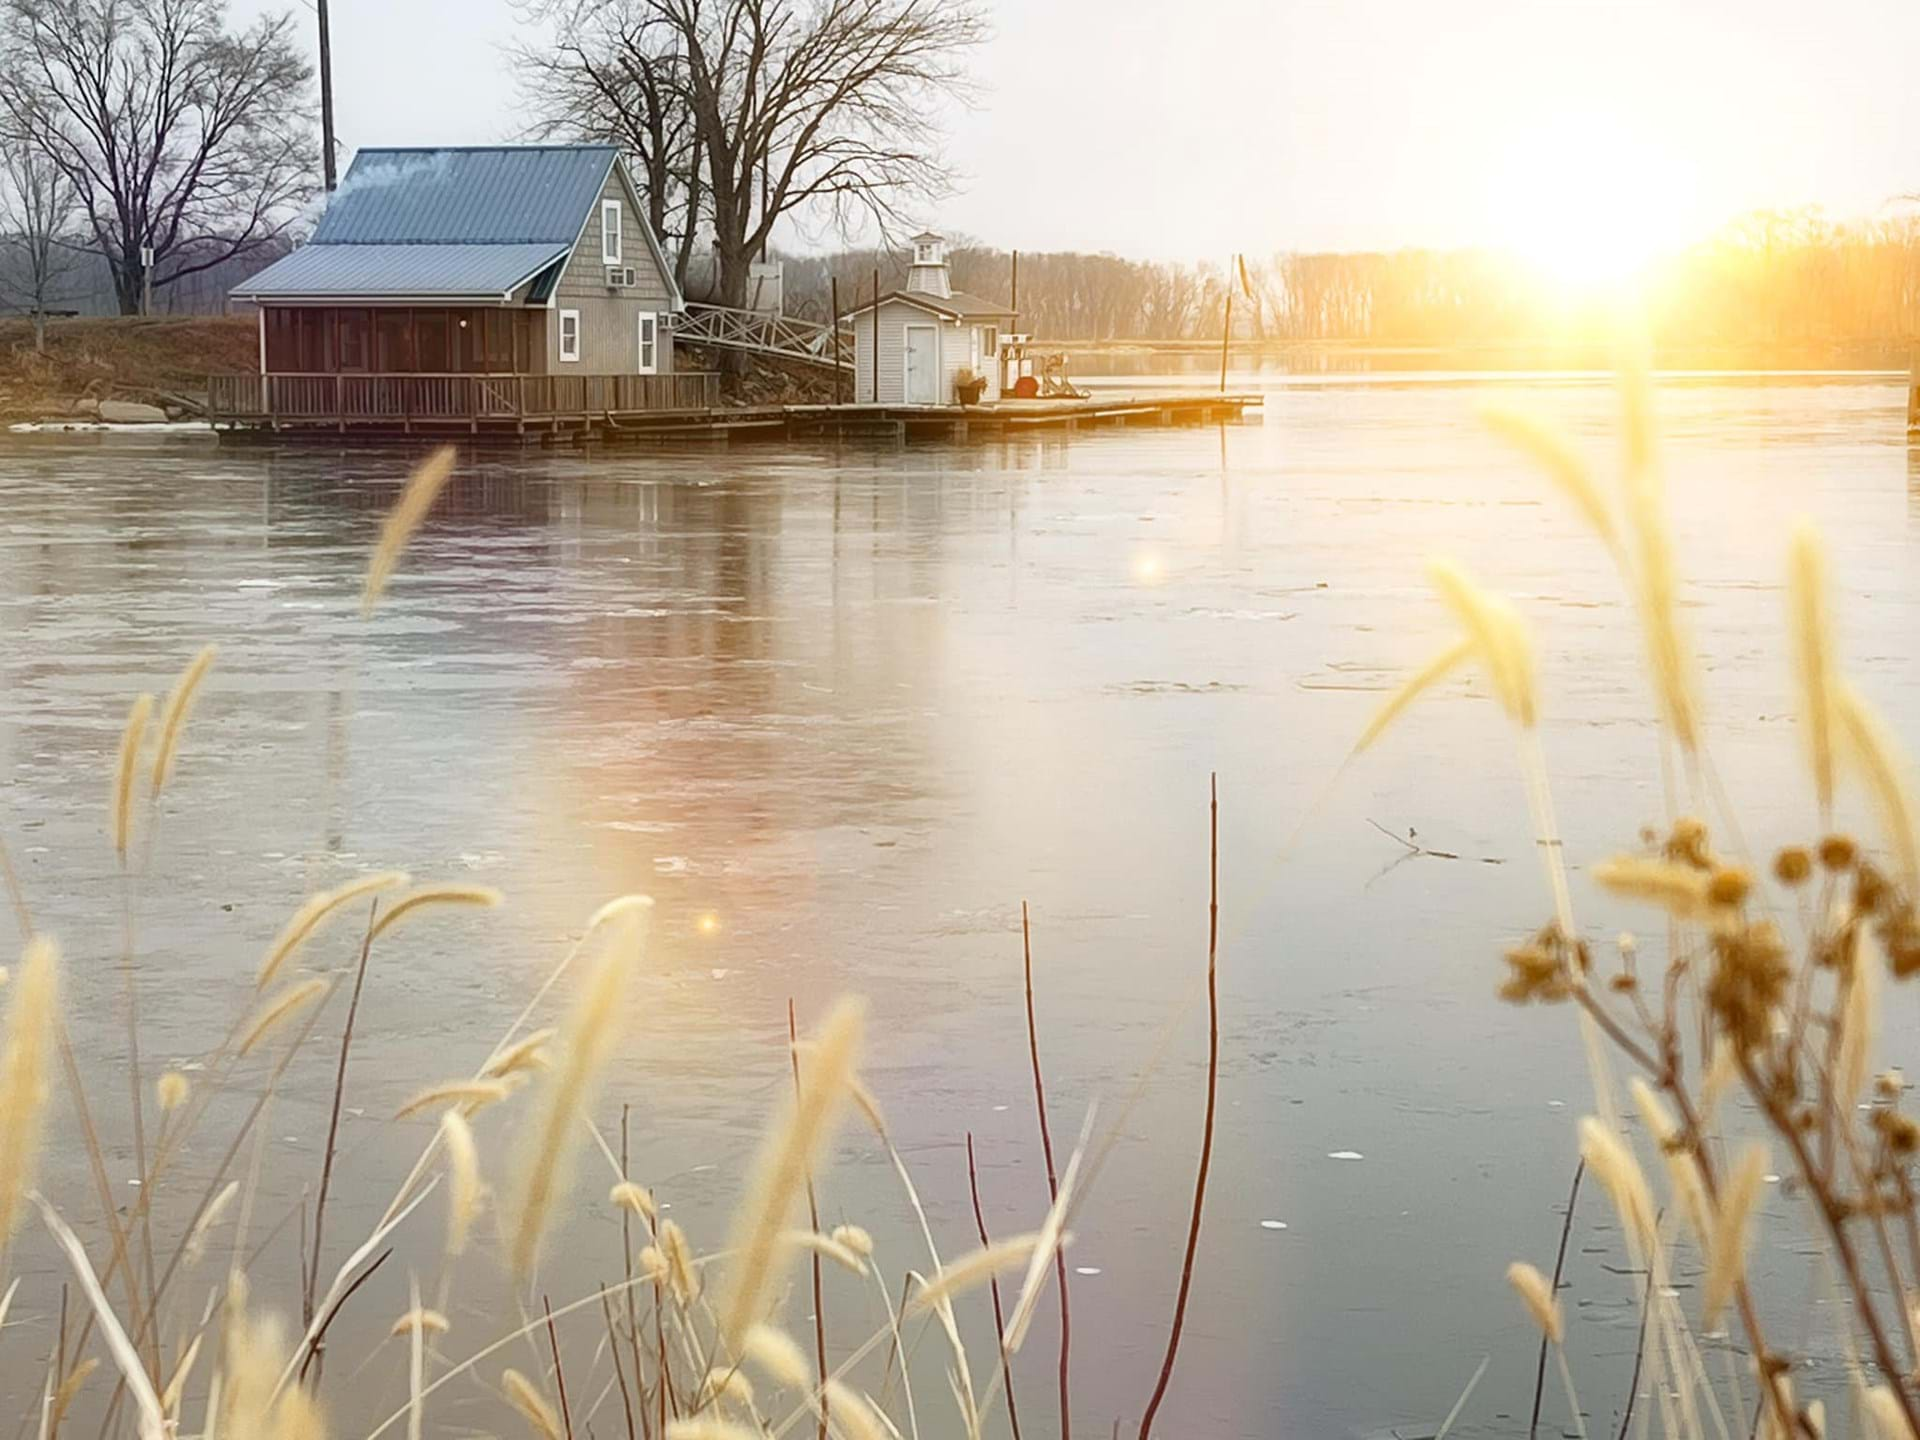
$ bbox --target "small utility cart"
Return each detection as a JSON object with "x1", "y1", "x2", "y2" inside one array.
[{"x1": 998, "y1": 334, "x2": 1089, "y2": 400}]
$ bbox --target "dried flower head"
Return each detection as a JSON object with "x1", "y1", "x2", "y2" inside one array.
[
  {"x1": 1505, "y1": 1260, "x2": 1562, "y2": 1343},
  {"x1": 830, "y1": 1223, "x2": 874, "y2": 1258},
  {"x1": 610, "y1": 1180, "x2": 656, "y2": 1222},
  {"x1": 156, "y1": 1071, "x2": 189, "y2": 1114},
  {"x1": 1774, "y1": 847, "x2": 1813, "y2": 886},
  {"x1": 1707, "y1": 921, "x2": 1792, "y2": 1053},
  {"x1": 390, "y1": 1308, "x2": 450, "y2": 1337},
  {"x1": 1707, "y1": 866, "x2": 1753, "y2": 908},
  {"x1": 1819, "y1": 834, "x2": 1858, "y2": 870}
]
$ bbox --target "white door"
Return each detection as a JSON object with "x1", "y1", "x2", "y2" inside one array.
[
  {"x1": 637, "y1": 312, "x2": 659, "y2": 374},
  {"x1": 904, "y1": 325, "x2": 938, "y2": 404}
]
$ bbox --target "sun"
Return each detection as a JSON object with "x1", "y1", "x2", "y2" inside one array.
[{"x1": 1489, "y1": 114, "x2": 1698, "y2": 295}]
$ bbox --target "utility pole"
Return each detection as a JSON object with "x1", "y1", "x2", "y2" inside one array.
[{"x1": 318, "y1": 0, "x2": 338, "y2": 191}]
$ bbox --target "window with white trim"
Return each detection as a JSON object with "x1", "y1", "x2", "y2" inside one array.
[
  {"x1": 601, "y1": 200, "x2": 623, "y2": 265},
  {"x1": 637, "y1": 312, "x2": 658, "y2": 374},
  {"x1": 559, "y1": 309, "x2": 581, "y2": 363}
]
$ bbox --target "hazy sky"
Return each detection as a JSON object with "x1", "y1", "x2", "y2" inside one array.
[{"x1": 255, "y1": 0, "x2": 1920, "y2": 261}]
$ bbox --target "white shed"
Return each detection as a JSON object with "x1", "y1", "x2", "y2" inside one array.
[{"x1": 845, "y1": 233, "x2": 1017, "y2": 405}]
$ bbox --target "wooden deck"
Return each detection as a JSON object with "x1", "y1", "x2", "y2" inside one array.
[{"x1": 208, "y1": 376, "x2": 1260, "y2": 443}]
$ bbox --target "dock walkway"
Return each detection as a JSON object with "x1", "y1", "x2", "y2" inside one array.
[{"x1": 211, "y1": 388, "x2": 1261, "y2": 444}]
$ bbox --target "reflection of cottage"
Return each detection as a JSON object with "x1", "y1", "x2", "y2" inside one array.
[
  {"x1": 233, "y1": 144, "x2": 683, "y2": 381},
  {"x1": 845, "y1": 233, "x2": 1015, "y2": 405}
]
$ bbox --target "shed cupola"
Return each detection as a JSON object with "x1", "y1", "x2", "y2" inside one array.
[{"x1": 905, "y1": 230, "x2": 952, "y2": 299}]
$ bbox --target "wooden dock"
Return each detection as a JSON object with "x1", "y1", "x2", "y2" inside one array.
[{"x1": 209, "y1": 387, "x2": 1261, "y2": 444}]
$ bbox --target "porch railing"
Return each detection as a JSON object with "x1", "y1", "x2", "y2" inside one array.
[{"x1": 207, "y1": 372, "x2": 721, "y2": 423}]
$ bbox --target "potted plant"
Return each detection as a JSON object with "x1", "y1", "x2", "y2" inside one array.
[{"x1": 954, "y1": 367, "x2": 987, "y2": 406}]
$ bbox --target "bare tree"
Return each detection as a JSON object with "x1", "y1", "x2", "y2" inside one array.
[
  {"x1": 0, "y1": 0, "x2": 317, "y2": 316},
  {"x1": 531, "y1": 0, "x2": 986, "y2": 312},
  {"x1": 0, "y1": 130, "x2": 83, "y2": 350},
  {"x1": 514, "y1": 3, "x2": 706, "y2": 289}
]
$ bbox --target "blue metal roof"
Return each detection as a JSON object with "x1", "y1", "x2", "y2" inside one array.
[
  {"x1": 231, "y1": 242, "x2": 570, "y2": 300},
  {"x1": 310, "y1": 145, "x2": 619, "y2": 245}
]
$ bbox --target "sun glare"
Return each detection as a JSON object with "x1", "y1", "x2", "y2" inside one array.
[{"x1": 1490, "y1": 114, "x2": 1700, "y2": 295}]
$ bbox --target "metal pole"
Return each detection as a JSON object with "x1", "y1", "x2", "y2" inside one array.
[
  {"x1": 318, "y1": 0, "x2": 338, "y2": 191},
  {"x1": 1011, "y1": 249, "x2": 1019, "y2": 321},
  {"x1": 1218, "y1": 259, "x2": 1233, "y2": 395},
  {"x1": 831, "y1": 274, "x2": 842, "y2": 403},
  {"x1": 871, "y1": 266, "x2": 880, "y2": 405}
]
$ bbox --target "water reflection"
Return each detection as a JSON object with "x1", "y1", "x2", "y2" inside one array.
[{"x1": 1, "y1": 379, "x2": 1917, "y2": 1437}]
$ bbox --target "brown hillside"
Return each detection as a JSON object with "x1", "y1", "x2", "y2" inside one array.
[{"x1": 0, "y1": 315, "x2": 258, "y2": 421}]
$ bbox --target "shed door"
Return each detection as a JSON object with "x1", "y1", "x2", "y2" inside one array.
[{"x1": 904, "y1": 325, "x2": 938, "y2": 404}]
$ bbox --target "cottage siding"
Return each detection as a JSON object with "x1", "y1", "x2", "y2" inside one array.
[{"x1": 547, "y1": 165, "x2": 677, "y2": 374}]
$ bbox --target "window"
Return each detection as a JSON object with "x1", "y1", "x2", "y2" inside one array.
[
  {"x1": 637, "y1": 312, "x2": 658, "y2": 374},
  {"x1": 559, "y1": 309, "x2": 581, "y2": 363},
  {"x1": 337, "y1": 309, "x2": 369, "y2": 370},
  {"x1": 375, "y1": 309, "x2": 412, "y2": 371},
  {"x1": 915, "y1": 242, "x2": 936, "y2": 264},
  {"x1": 601, "y1": 200, "x2": 622, "y2": 265},
  {"x1": 982, "y1": 325, "x2": 998, "y2": 357},
  {"x1": 414, "y1": 309, "x2": 450, "y2": 372}
]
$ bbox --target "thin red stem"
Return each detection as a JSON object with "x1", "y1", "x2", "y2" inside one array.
[
  {"x1": 1023, "y1": 900, "x2": 1071, "y2": 1440},
  {"x1": 1136, "y1": 773, "x2": 1220, "y2": 1440},
  {"x1": 968, "y1": 1132, "x2": 1024, "y2": 1440}
]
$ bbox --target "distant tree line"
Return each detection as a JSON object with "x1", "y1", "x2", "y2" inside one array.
[{"x1": 775, "y1": 209, "x2": 1920, "y2": 353}]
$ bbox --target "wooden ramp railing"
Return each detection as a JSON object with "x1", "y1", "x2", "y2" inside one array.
[{"x1": 676, "y1": 304, "x2": 851, "y2": 370}]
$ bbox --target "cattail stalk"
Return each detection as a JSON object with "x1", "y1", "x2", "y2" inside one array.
[
  {"x1": 1788, "y1": 524, "x2": 1837, "y2": 817},
  {"x1": 1704, "y1": 1145, "x2": 1769, "y2": 1330},
  {"x1": 0, "y1": 938, "x2": 59, "y2": 1242},
  {"x1": 440, "y1": 1111, "x2": 481, "y2": 1257},
  {"x1": 717, "y1": 997, "x2": 864, "y2": 1348},
  {"x1": 504, "y1": 1367, "x2": 564, "y2": 1440},
  {"x1": 112, "y1": 693, "x2": 153, "y2": 860},
  {"x1": 1353, "y1": 636, "x2": 1475, "y2": 754},
  {"x1": 908, "y1": 1236, "x2": 1044, "y2": 1313},
  {"x1": 1480, "y1": 404, "x2": 1623, "y2": 560},
  {"x1": 369, "y1": 884, "x2": 503, "y2": 941},
  {"x1": 1835, "y1": 684, "x2": 1920, "y2": 891},
  {"x1": 363, "y1": 447, "x2": 458, "y2": 615},
  {"x1": 511, "y1": 902, "x2": 650, "y2": 1280},
  {"x1": 150, "y1": 644, "x2": 217, "y2": 798},
  {"x1": 394, "y1": 1079, "x2": 513, "y2": 1120},
  {"x1": 258, "y1": 871, "x2": 409, "y2": 988}
]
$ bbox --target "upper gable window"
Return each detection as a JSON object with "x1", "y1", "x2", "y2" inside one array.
[
  {"x1": 601, "y1": 199, "x2": 623, "y2": 265},
  {"x1": 915, "y1": 242, "x2": 936, "y2": 264}
]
